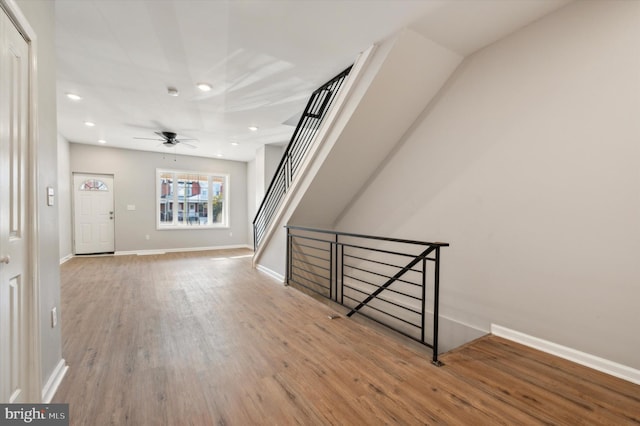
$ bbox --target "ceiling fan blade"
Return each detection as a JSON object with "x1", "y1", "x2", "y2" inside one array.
[
  {"x1": 134, "y1": 137, "x2": 164, "y2": 141},
  {"x1": 181, "y1": 142, "x2": 198, "y2": 149},
  {"x1": 177, "y1": 138, "x2": 197, "y2": 142}
]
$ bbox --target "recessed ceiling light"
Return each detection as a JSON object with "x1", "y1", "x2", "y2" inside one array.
[
  {"x1": 231, "y1": 142, "x2": 239, "y2": 146},
  {"x1": 84, "y1": 121, "x2": 95, "y2": 127},
  {"x1": 248, "y1": 126, "x2": 258, "y2": 132},
  {"x1": 196, "y1": 82, "x2": 212, "y2": 92},
  {"x1": 98, "y1": 139, "x2": 107, "y2": 144},
  {"x1": 167, "y1": 87, "x2": 179, "y2": 96},
  {"x1": 66, "y1": 93, "x2": 82, "y2": 101},
  {"x1": 216, "y1": 154, "x2": 223, "y2": 158}
]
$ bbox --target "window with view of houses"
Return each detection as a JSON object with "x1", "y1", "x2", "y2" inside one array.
[{"x1": 157, "y1": 169, "x2": 228, "y2": 228}]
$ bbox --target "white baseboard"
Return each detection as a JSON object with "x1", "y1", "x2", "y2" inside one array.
[
  {"x1": 115, "y1": 250, "x2": 166, "y2": 256},
  {"x1": 41, "y1": 359, "x2": 68, "y2": 403},
  {"x1": 59, "y1": 254, "x2": 73, "y2": 264},
  {"x1": 491, "y1": 324, "x2": 640, "y2": 385},
  {"x1": 256, "y1": 264, "x2": 285, "y2": 283},
  {"x1": 115, "y1": 244, "x2": 252, "y2": 256}
]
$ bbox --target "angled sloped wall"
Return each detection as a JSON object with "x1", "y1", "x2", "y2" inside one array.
[{"x1": 335, "y1": 1, "x2": 640, "y2": 369}]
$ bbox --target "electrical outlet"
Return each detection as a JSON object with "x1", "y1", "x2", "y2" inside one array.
[{"x1": 51, "y1": 307, "x2": 57, "y2": 328}]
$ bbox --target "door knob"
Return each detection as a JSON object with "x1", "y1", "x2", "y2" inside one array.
[{"x1": 0, "y1": 255, "x2": 10, "y2": 264}]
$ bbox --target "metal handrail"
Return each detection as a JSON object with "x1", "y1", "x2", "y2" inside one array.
[
  {"x1": 252, "y1": 67, "x2": 352, "y2": 250},
  {"x1": 286, "y1": 225, "x2": 449, "y2": 248},
  {"x1": 285, "y1": 225, "x2": 448, "y2": 365}
]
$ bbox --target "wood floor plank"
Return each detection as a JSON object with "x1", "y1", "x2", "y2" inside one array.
[{"x1": 53, "y1": 249, "x2": 640, "y2": 425}]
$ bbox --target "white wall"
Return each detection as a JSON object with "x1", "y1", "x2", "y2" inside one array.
[
  {"x1": 14, "y1": 0, "x2": 64, "y2": 395},
  {"x1": 57, "y1": 134, "x2": 72, "y2": 261},
  {"x1": 69, "y1": 144, "x2": 249, "y2": 252},
  {"x1": 247, "y1": 158, "x2": 256, "y2": 247},
  {"x1": 336, "y1": 1, "x2": 640, "y2": 368}
]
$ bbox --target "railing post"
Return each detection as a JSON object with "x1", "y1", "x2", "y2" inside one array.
[
  {"x1": 253, "y1": 224, "x2": 256, "y2": 251},
  {"x1": 421, "y1": 256, "x2": 427, "y2": 344},
  {"x1": 285, "y1": 227, "x2": 291, "y2": 286},
  {"x1": 285, "y1": 153, "x2": 291, "y2": 190},
  {"x1": 329, "y1": 240, "x2": 333, "y2": 300},
  {"x1": 334, "y1": 234, "x2": 339, "y2": 303},
  {"x1": 340, "y1": 240, "x2": 344, "y2": 305},
  {"x1": 432, "y1": 246, "x2": 443, "y2": 366}
]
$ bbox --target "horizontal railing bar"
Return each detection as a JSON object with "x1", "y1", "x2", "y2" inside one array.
[
  {"x1": 291, "y1": 250, "x2": 331, "y2": 264},
  {"x1": 291, "y1": 249, "x2": 330, "y2": 260},
  {"x1": 291, "y1": 241, "x2": 331, "y2": 253},
  {"x1": 344, "y1": 252, "x2": 423, "y2": 274},
  {"x1": 287, "y1": 225, "x2": 449, "y2": 248},
  {"x1": 343, "y1": 270, "x2": 422, "y2": 298},
  {"x1": 343, "y1": 264, "x2": 421, "y2": 287},
  {"x1": 342, "y1": 243, "x2": 432, "y2": 261},
  {"x1": 289, "y1": 279, "x2": 331, "y2": 297},
  {"x1": 291, "y1": 264, "x2": 331, "y2": 281},
  {"x1": 290, "y1": 272, "x2": 330, "y2": 290},
  {"x1": 291, "y1": 260, "x2": 331, "y2": 274},
  {"x1": 290, "y1": 233, "x2": 337, "y2": 245},
  {"x1": 343, "y1": 295, "x2": 421, "y2": 327},
  {"x1": 343, "y1": 275, "x2": 422, "y2": 301},
  {"x1": 291, "y1": 256, "x2": 330, "y2": 271},
  {"x1": 343, "y1": 281, "x2": 422, "y2": 310},
  {"x1": 291, "y1": 264, "x2": 331, "y2": 282}
]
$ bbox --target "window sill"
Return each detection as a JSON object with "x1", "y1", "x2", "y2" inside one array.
[{"x1": 156, "y1": 225, "x2": 230, "y2": 231}]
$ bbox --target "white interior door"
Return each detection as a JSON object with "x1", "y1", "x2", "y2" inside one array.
[
  {"x1": 0, "y1": 6, "x2": 30, "y2": 403},
  {"x1": 73, "y1": 174, "x2": 115, "y2": 254}
]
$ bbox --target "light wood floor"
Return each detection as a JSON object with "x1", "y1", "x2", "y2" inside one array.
[{"x1": 54, "y1": 249, "x2": 640, "y2": 425}]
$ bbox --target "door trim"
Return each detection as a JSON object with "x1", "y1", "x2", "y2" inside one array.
[{"x1": 1, "y1": 0, "x2": 41, "y2": 402}]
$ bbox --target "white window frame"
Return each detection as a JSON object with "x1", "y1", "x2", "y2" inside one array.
[{"x1": 156, "y1": 168, "x2": 230, "y2": 230}]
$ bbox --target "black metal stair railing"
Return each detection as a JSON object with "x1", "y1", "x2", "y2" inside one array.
[
  {"x1": 253, "y1": 66, "x2": 352, "y2": 250},
  {"x1": 285, "y1": 225, "x2": 449, "y2": 365}
]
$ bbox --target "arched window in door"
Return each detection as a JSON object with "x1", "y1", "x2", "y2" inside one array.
[{"x1": 79, "y1": 179, "x2": 109, "y2": 191}]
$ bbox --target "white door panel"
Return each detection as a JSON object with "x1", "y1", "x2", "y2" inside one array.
[
  {"x1": 73, "y1": 174, "x2": 115, "y2": 254},
  {"x1": 1, "y1": 7, "x2": 29, "y2": 403}
]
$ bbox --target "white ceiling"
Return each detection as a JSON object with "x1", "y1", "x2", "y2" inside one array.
[{"x1": 55, "y1": 0, "x2": 571, "y2": 162}]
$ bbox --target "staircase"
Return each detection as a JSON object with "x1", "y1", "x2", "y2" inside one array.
[
  {"x1": 253, "y1": 29, "x2": 463, "y2": 278},
  {"x1": 253, "y1": 67, "x2": 352, "y2": 250}
]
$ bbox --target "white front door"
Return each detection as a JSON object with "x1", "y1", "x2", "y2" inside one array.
[
  {"x1": 0, "y1": 6, "x2": 30, "y2": 403},
  {"x1": 73, "y1": 174, "x2": 115, "y2": 254}
]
